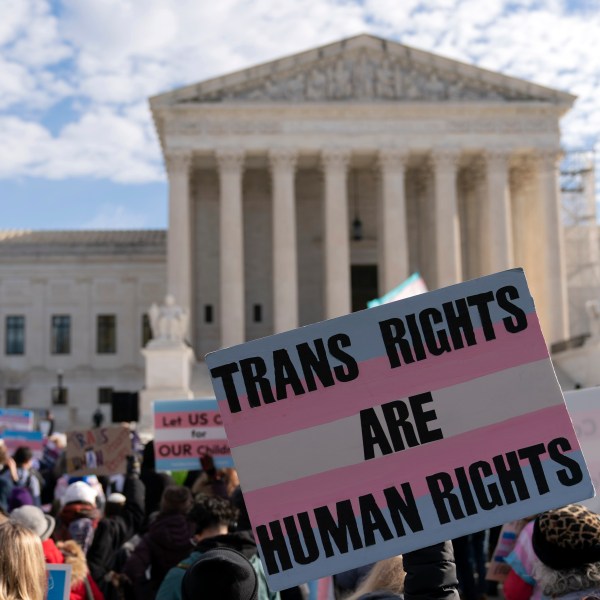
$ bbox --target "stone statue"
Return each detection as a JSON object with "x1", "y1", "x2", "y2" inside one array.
[{"x1": 148, "y1": 294, "x2": 189, "y2": 344}]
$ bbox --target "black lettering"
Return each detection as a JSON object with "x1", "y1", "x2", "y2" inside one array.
[
  {"x1": 314, "y1": 500, "x2": 363, "y2": 557},
  {"x1": 359, "y1": 494, "x2": 393, "y2": 546},
  {"x1": 383, "y1": 484, "x2": 423, "y2": 535},
  {"x1": 328, "y1": 334, "x2": 360, "y2": 382},
  {"x1": 273, "y1": 349, "x2": 305, "y2": 401},
  {"x1": 405, "y1": 313, "x2": 427, "y2": 361},
  {"x1": 496, "y1": 286, "x2": 528, "y2": 333},
  {"x1": 518, "y1": 443, "x2": 550, "y2": 495},
  {"x1": 240, "y1": 357, "x2": 276, "y2": 408},
  {"x1": 442, "y1": 298, "x2": 477, "y2": 349},
  {"x1": 256, "y1": 521, "x2": 293, "y2": 575},
  {"x1": 297, "y1": 339, "x2": 335, "y2": 391},
  {"x1": 419, "y1": 308, "x2": 452, "y2": 356},
  {"x1": 283, "y1": 513, "x2": 319, "y2": 565},
  {"x1": 493, "y1": 451, "x2": 529, "y2": 504},
  {"x1": 409, "y1": 392, "x2": 444, "y2": 444},
  {"x1": 360, "y1": 408, "x2": 393, "y2": 460},
  {"x1": 379, "y1": 318, "x2": 414, "y2": 368},
  {"x1": 209, "y1": 362, "x2": 241, "y2": 413},
  {"x1": 548, "y1": 437, "x2": 583, "y2": 486},
  {"x1": 466, "y1": 292, "x2": 496, "y2": 341},
  {"x1": 469, "y1": 461, "x2": 503, "y2": 510},
  {"x1": 381, "y1": 400, "x2": 417, "y2": 451},
  {"x1": 426, "y1": 472, "x2": 465, "y2": 524},
  {"x1": 455, "y1": 466, "x2": 478, "y2": 516}
]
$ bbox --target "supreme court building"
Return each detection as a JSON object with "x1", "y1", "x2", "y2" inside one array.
[{"x1": 151, "y1": 33, "x2": 574, "y2": 356}]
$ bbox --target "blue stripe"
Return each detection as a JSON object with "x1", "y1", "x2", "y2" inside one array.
[
  {"x1": 1, "y1": 430, "x2": 43, "y2": 441},
  {"x1": 0, "y1": 408, "x2": 33, "y2": 419},
  {"x1": 153, "y1": 399, "x2": 218, "y2": 413},
  {"x1": 155, "y1": 455, "x2": 234, "y2": 471},
  {"x1": 259, "y1": 450, "x2": 593, "y2": 591}
]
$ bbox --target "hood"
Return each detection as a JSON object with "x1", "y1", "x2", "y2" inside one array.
[
  {"x1": 195, "y1": 530, "x2": 257, "y2": 561},
  {"x1": 56, "y1": 540, "x2": 88, "y2": 586},
  {"x1": 148, "y1": 512, "x2": 195, "y2": 550}
]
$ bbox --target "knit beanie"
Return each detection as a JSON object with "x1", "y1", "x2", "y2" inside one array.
[
  {"x1": 181, "y1": 547, "x2": 258, "y2": 600},
  {"x1": 160, "y1": 485, "x2": 193, "y2": 514},
  {"x1": 533, "y1": 504, "x2": 600, "y2": 570}
]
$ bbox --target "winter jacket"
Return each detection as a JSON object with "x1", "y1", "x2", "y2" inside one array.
[
  {"x1": 122, "y1": 511, "x2": 194, "y2": 600},
  {"x1": 86, "y1": 475, "x2": 145, "y2": 585},
  {"x1": 402, "y1": 542, "x2": 460, "y2": 600},
  {"x1": 44, "y1": 538, "x2": 104, "y2": 600},
  {"x1": 357, "y1": 592, "x2": 403, "y2": 600},
  {"x1": 156, "y1": 531, "x2": 279, "y2": 600},
  {"x1": 0, "y1": 467, "x2": 14, "y2": 512}
]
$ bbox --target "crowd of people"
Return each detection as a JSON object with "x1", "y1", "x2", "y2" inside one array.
[{"x1": 1, "y1": 433, "x2": 600, "y2": 600}]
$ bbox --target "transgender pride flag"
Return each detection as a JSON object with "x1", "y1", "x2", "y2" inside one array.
[
  {"x1": 207, "y1": 269, "x2": 593, "y2": 591},
  {"x1": 367, "y1": 272, "x2": 428, "y2": 308}
]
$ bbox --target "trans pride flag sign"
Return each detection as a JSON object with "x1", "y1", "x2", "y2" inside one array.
[
  {"x1": 206, "y1": 269, "x2": 594, "y2": 590},
  {"x1": 367, "y1": 272, "x2": 428, "y2": 308}
]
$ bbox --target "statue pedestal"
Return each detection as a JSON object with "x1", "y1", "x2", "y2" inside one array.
[{"x1": 139, "y1": 341, "x2": 195, "y2": 435}]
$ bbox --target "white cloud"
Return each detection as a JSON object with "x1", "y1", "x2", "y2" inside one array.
[{"x1": 0, "y1": 0, "x2": 598, "y2": 186}]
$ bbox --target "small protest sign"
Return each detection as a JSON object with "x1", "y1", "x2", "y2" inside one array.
[
  {"x1": 0, "y1": 408, "x2": 34, "y2": 431},
  {"x1": 153, "y1": 399, "x2": 234, "y2": 471},
  {"x1": 0, "y1": 430, "x2": 44, "y2": 460},
  {"x1": 47, "y1": 564, "x2": 72, "y2": 600},
  {"x1": 565, "y1": 387, "x2": 600, "y2": 514},
  {"x1": 486, "y1": 519, "x2": 528, "y2": 582},
  {"x1": 206, "y1": 268, "x2": 594, "y2": 591},
  {"x1": 66, "y1": 426, "x2": 130, "y2": 476},
  {"x1": 367, "y1": 272, "x2": 428, "y2": 308}
]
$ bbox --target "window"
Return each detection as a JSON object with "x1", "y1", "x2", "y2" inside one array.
[
  {"x1": 98, "y1": 387, "x2": 113, "y2": 405},
  {"x1": 5, "y1": 388, "x2": 21, "y2": 406},
  {"x1": 51, "y1": 315, "x2": 71, "y2": 354},
  {"x1": 52, "y1": 387, "x2": 68, "y2": 405},
  {"x1": 97, "y1": 314, "x2": 116, "y2": 354},
  {"x1": 5, "y1": 315, "x2": 25, "y2": 355},
  {"x1": 204, "y1": 305, "x2": 213, "y2": 324},
  {"x1": 141, "y1": 314, "x2": 152, "y2": 347},
  {"x1": 253, "y1": 304, "x2": 262, "y2": 323}
]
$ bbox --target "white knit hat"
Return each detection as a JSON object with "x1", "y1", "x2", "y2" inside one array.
[{"x1": 63, "y1": 481, "x2": 97, "y2": 506}]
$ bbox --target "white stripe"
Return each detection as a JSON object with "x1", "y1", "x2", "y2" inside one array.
[
  {"x1": 232, "y1": 358, "x2": 563, "y2": 492},
  {"x1": 154, "y1": 427, "x2": 227, "y2": 442}
]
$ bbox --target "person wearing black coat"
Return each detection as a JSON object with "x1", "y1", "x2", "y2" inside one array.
[{"x1": 86, "y1": 469, "x2": 145, "y2": 588}]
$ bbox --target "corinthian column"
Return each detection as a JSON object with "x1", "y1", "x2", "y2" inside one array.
[
  {"x1": 216, "y1": 149, "x2": 245, "y2": 348},
  {"x1": 379, "y1": 148, "x2": 410, "y2": 293},
  {"x1": 432, "y1": 150, "x2": 462, "y2": 288},
  {"x1": 485, "y1": 150, "x2": 514, "y2": 272},
  {"x1": 270, "y1": 149, "x2": 299, "y2": 333},
  {"x1": 166, "y1": 150, "x2": 193, "y2": 336},
  {"x1": 537, "y1": 149, "x2": 569, "y2": 345},
  {"x1": 322, "y1": 148, "x2": 351, "y2": 318}
]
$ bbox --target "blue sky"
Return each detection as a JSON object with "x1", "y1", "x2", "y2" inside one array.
[{"x1": 0, "y1": 0, "x2": 598, "y2": 230}]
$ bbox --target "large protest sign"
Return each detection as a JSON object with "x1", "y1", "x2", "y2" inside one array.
[
  {"x1": 47, "y1": 564, "x2": 72, "y2": 600},
  {"x1": 153, "y1": 399, "x2": 234, "y2": 471},
  {"x1": 565, "y1": 387, "x2": 600, "y2": 514},
  {"x1": 0, "y1": 430, "x2": 44, "y2": 460},
  {"x1": 66, "y1": 426, "x2": 130, "y2": 476},
  {"x1": 0, "y1": 408, "x2": 34, "y2": 431},
  {"x1": 206, "y1": 269, "x2": 594, "y2": 591}
]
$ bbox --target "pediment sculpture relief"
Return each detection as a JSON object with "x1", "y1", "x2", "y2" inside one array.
[{"x1": 190, "y1": 50, "x2": 541, "y2": 104}]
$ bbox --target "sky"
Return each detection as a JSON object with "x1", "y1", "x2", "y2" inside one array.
[{"x1": 0, "y1": 0, "x2": 598, "y2": 231}]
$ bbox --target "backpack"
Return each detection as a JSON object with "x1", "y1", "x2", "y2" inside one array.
[{"x1": 8, "y1": 474, "x2": 34, "y2": 511}]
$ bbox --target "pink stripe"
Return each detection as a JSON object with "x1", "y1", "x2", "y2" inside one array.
[
  {"x1": 243, "y1": 404, "x2": 578, "y2": 525},
  {"x1": 222, "y1": 319, "x2": 548, "y2": 447},
  {"x1": 153, "y1": 411, "x2": 223, "y2": 429}
]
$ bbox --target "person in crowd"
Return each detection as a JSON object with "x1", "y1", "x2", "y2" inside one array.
[
  {"x1": 87, "y1": 457, "x2": 146, "y2": 591},
  {"x1": 10, "y1": 500, "x2": 105, "y2": 600},
  {"x1": 190, "y1": 454, "x2": 230, "y2": 499},
  {"x1": 122, "y1": 485, "x2": 194, "y2": 600},
  {"x1": 140, "y1": 441, "x2": 175, "y2": 519},
  {"x1": 181, "y1": 547, "x2": 260, "y2": 600},
  {"x1": 54, "y1": 480, "x2": 101, "y2": 552},
  {"x1": 0, "y1": 520, "x2": 46, "y2": 600},
  {"x1": 12, "y1": 445, "x2": 42, "y2": 508},
  {"x1": 452, "y1": 532, "x2": 487, "y2": 600},
  {"x1": 344, "y1": 555, "x2": 405, "y2": 600},
  {"x1": 530, "y1": 504, "x2": 600, "y2": 599},
  {"x1": 504, "y1": 519, "x2": 543, "y2": 600},
  {"x1": 156, "y1": 493, "x2": 278, "y2": 600},
  {"x1": 0, "y1": 441, "x2": 18, "y2": 512},
  {"x1": 334, "y1": 563, "x2": 376, "y2": 597}
]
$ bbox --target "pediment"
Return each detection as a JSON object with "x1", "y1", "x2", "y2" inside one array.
[{"x1": 152, "y1": 34, "x2": 575, "y2": 107}]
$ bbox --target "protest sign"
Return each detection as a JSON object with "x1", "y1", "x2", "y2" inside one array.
[
  {"x1": 206, "y1": 268, "x2": 594, "y2": 591},
  {"x1": 0, "y1": 408, "x2": 34, "y2": 431},
  {"x1": 565, "y1": 387, "x2": 600, "y2": 514},
  {"x1": 47, "y1": 564, "x2": 72, "y2": 600},
  {"x1": 367, "y1": 272, "x2": 428, "y2": 308},
  {"x1": 66, "y1": 426, "x2": 130, "y2": 476},
  {"x1": 153, "y1": 399, "x2": 234, "y2": 471},
  {"x1": 485, "y1": 519, "x2": 528, "y2": 582},
  {"x1": 0, "y1": 430, "x2": 44, "y2": 460}
]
